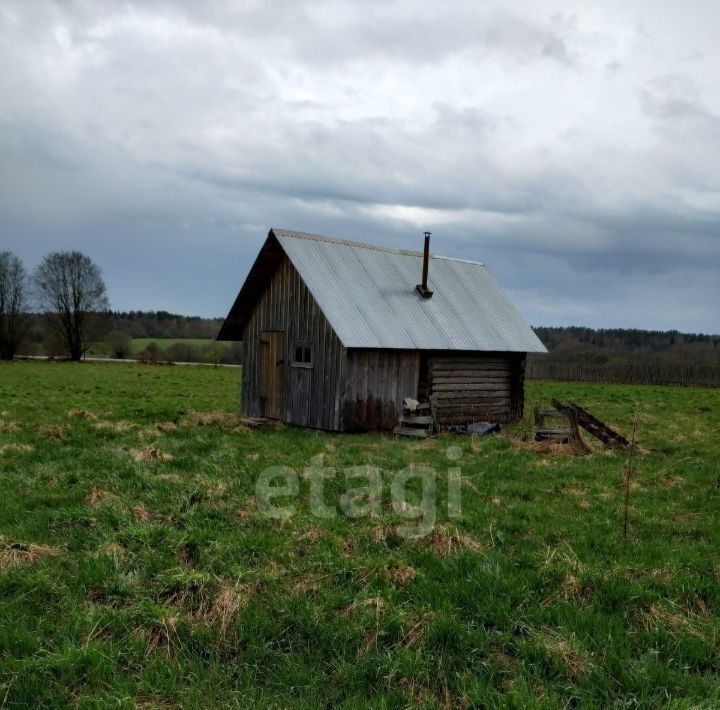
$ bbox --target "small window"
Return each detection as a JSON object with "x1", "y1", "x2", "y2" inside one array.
[{"x1": 293, "y1": 343, "x2": 312, "y2": 366}]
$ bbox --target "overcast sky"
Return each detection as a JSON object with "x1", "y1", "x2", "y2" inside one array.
[{"x1": 1, "y1": 1, "x2": 719, "y2": 332}]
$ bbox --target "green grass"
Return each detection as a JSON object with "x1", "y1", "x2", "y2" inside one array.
[
  {"x1": 130, "y1": 338, "x2": 212, "y2": 353},
  {"x1": 86, "y1": 338, "x2": 213, "y2": 357},
  {"x1": 0, "y1": 361, "x2": 718, "y2": 707}
]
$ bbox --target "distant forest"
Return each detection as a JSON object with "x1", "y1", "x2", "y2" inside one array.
[
  {"x1": 532, "y1": 326, "x2": 720, "y2": 367},
  {"x1": 18, "y1": 311, "x2": 720, "y2": 367},
  {"x1": 110, "y1": 311, "x2": 224, "y2": 340}
]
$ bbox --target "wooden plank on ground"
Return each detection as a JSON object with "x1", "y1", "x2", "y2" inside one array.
[{"x1": 552, "y1": 399, "x2": 629, "y2": 448}]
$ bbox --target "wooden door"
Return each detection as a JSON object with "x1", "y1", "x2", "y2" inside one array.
[{"x1": 259, "y1": 331, "x2": 284, "y2": 419}]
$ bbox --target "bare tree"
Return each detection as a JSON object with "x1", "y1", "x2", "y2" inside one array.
[
  {"x1": 34, "y1": 251, "x2": 109, "y2": 361},
  {"x1": 0, "y1": 251, "x2": 28, "y2": 360}
]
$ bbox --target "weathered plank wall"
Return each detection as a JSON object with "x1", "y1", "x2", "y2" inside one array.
[
  {"x1": 242, "y1": 254, "x2": 346, "y2": 430},
  {"x1": 428, "y1": 352, "x2": 526, "y2": 425},
  {"x1": 343, "y1": 350, "x2": 420, "y2": 431}
]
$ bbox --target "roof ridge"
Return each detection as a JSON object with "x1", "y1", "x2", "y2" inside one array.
[
  {"x1": 272, "y1": 227, "x2": 423, "y2": 257},
  {"x1": 271, "y1": 227, "x2": 483, "y2": 264},
  {"x1": 433, "y1": 254, "x2": 485, "y2": 266}
]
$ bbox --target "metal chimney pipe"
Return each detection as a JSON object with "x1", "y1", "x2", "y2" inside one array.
[
  {"x1": 421, "y1": 232, "x2": 430, "y2": 289},
  {"x1": 416, "y1": 231, "x2": 433, "y2": 298}
]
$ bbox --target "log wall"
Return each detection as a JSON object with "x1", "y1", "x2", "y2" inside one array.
[{"x1": 428, "y1": 352, "x2": 526, "y2": 425}]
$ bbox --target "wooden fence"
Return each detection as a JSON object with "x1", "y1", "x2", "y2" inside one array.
[{"x1": 526, "y1": 362, "x2": 720, "y2": 388}]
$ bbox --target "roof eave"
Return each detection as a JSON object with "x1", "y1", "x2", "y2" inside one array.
[{"x1": 216, "y1": 229, "x2": 285, "y2": 341}]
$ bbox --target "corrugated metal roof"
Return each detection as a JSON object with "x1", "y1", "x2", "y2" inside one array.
[{"x1": 219, "y1": 227, "x2": 545, "y2": 352}]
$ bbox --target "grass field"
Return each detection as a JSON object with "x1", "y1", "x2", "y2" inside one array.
[
  {"x1": 130, "y1": 338, "x2": 212, "y2": 353},
  {"x1": 86, "y1": 338, "x2": 213, "y2": 358},
  {"x1": 0, "y1": 361, "x2": 718, "y2": 707}
]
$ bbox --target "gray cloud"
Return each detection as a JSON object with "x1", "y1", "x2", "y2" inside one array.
[{"x1": 0, "y1": 0, "x2": 718, "y2": 331}]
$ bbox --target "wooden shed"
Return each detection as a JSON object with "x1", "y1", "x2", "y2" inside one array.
[{"x1": 218, "y1": 228, "x2": 546, "y2": 432}]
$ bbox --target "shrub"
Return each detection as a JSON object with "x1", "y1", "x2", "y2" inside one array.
[
  {"x1": 166, "y1": 342, "x2": 200, "y2": 363},
  {"x1": 104, "y1": 330, "x2": 132, "y2": 359}
]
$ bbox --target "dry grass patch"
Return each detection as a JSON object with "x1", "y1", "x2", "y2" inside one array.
[
  {"x1": 397, "y1": 612, "x2": 436, "y2": 650},
  {"x1": 383, "y1": 564, "x2": 416, "y2": 585},
  {"x1": 137, "y1": 615, "x2": 180, "y2": 657},
  {"x1": 0, "y1": 538, "x2": 59, "y2": 571},
  {"x1": 341, "y1": 597, "x2": 387, "y2": 616},
  {"x1": 529, "y1": 627, "x2": 591, "y2": 680},
  {"x1": 84, "y1": 487, "x2": 105, "y2": 506},
  {"x1": 38, "y1": 423, "x2": 69, "y2": 440},
  {"x1": 492, "y1": 649, "x2": 520, "y2": 671},
  {"x1": 541, "y1": 573, "x2": 583, "y2": 607},
  {"x1": 68, "y1": 409, "x2": 100, "y2": 421},
  {"x1": 291, "y1": 575, "x2": 320, "y2": 596},
  {"x1": 162, "y1": 574, "x2": 257, "y2": 639},
  {"x1": 564, "y1": 486, "x2": 587, "y2": 497},
  {"x1": 193, "y1": 475, "x2": 227, "y2": 499},
  {"x1": 0, "y1": 420, "x2": 21, "y2": 433},
  {"x1": 208, "y1": 582, "x2": 256, "y2": 638},
  {"x1": 132, "y1": 505, "x2": 151, "y2": 521},
  {"x1": 207, "y1": 481, "x2": 228, "y2": 498},
  {"x1": 233, "y1": 497, "x2": 258, "y2": 521},
  {"x1": 342, "y1": 537, "x2": 356, "y2": 556},
  {"x1": 0, "y1": 443, "x2": 33, "y2": 454},
  {"x1": 94, "y1": 420, "x2": 138, "y2": 433},
  {"x1": 85, "y1": 487, "x2": 117, "y2": 507},
  {"x1": 297, "y1": 526, "x2": 323, "y2": 542},
  {"x1": 511, "y1": 436, "x2": 587, "y2": 456},
  {"x1": 390, "y1": 678, "x2": 457, "y2": 709},
  {"x1": 659, "y1": 475, "x2": 685, "y2": 488},
  {"x1": 370, "y1": 525, "x2": 387, "y2": 544},
  {"x1": 422, "y1": 526, "x2": 484, "y2": 556},
  {"x1": 93, "y1": 543, "x2": 126, "y2": 559},
  {"x1": 179, "y1": 410, "x2": 248, "y2": 432},
  {"x1": 540, "y1": 544, "x2": 588, "y2": 576},
  {"x1": 650, "y1": 565, "x2": 674, "y2": 581},
  {"x1": 638, "y1": 601, "x2": 712, "y2": 640},
  {"x1": 129, "y1": 447, "x2": 174, "y2": 463},
  {"x1": 156, "y1": 421, "x2": 178, "y2": 433}
]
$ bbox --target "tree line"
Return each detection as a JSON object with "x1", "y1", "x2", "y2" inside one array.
[
  {"x1": 3, "y1": 249, "x2": 717, "y2": 368},
  {"x1": 0, "y1": 251, "x2": 240, "y2": 364},
  {"x1": 111, "y1": 311, "x2": 222, "y2": 340},
  {"x1": 533, "y1": 325, "x2": 720, "y2": 367},
  {"x1": 1, "y1": 250, "x2": 108, "y2": 361}
]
